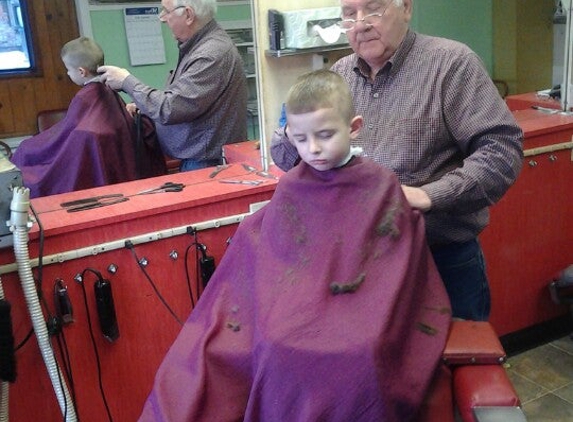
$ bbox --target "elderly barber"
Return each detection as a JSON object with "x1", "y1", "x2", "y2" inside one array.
[
  {"x1": 99, "y1": 0, "x2": 247, "y2": 171},
  {"x1": 271, "y1": 0, "x2": 524, "y2": 321}
]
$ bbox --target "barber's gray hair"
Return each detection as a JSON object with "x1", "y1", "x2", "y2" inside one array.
[{"x1": 175, "y1": 0, "x2": 217, "y2": 21}]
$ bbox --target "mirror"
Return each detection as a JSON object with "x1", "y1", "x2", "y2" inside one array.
[{"x1": 10, "y1": 0, "x2": 564, "y2": 196}]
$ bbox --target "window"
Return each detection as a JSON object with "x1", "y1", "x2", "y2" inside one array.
[{"x1": 0, "y1": 0, "x2": 35, "y2": 75}]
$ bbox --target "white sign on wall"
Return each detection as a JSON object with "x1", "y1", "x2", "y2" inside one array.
[{"x1": 124, "y1": 7, "x2": 166, "y2": 66}]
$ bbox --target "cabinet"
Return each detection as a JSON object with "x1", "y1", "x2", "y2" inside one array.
[{"x1": 221, "y1": 20, "x2": 259, "y2": 141}]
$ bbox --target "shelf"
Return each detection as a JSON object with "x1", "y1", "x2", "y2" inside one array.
[{"x1": 265, "y1": 44, "x2": 351, "y2": 58}]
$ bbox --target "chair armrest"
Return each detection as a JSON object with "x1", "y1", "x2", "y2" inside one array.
[
  {"x1": 443, "y1": 321, "x2": 506, "y2": 365},
  {"x1": 454, "y1": 365, "x2": 522, "y2": 422}
]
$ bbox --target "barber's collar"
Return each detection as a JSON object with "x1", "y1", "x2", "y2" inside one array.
[{"x1": 177, "y1": 18, "x2": 216, "y2": 54}]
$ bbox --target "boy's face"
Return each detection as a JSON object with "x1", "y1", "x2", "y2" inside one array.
[
  {"x1": 62, "y1": 56, "x2": 86, "y2": 86},
  {"x1": 288, "y1": 107, "x2": 362, "y2": 171}
]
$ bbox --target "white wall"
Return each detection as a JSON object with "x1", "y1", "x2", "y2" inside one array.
[{"x1": 252, "y1": 0, "x2": 343, "y2": 167}]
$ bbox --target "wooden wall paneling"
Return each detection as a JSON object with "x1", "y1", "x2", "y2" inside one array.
[
  {"x1": 47, "y1": 0, "x2": 79, "y2": 100},
  {"x1": 27, "y1": 0, "x2": 53, "y2": 117},
  {"x1": 9, "y1": 79, "x2": 37, "y2": 136},
  {"x1": 0, "y1": 82, "x2": 15, "y2": 134},
  {"x1": 53, "y1": 0, "x2": 80, "y2": 45},
  {"x1": 40, "y1": 0, "x2": 79, "y2": 107},
  {"x1": 0, "y1": 0, "x2": 79, "y2": 138}
]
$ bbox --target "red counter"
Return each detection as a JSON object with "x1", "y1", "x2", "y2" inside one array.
[
  {"x1": 0, "y1": 162, "x2": 279, "y2": 422},
  {"x1": 481, "y1": 108, "x2": 573, "y2": 336},
  {"x1": 505, "y1": 92, "x2": 562, "y2": 112}
]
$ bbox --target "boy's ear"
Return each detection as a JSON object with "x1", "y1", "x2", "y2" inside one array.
[
  {"x1": 350, "y1": 115, "x2": 363, "y2": 138},
  {"x1": 78, "y1": 66, "x2": 89, "y2": 77}
]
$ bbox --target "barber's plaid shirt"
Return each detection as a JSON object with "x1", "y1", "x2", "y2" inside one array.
[
  {"x1": 123, "y1": 20, "x2": 248, "y2": 162},
  {"x1": 271, "y1": 30, "x2": 523, "y2": 246}
]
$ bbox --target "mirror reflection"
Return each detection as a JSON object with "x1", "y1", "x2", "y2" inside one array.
[{"x1": 0, "y1": 0, "x2": 568, "y2": 197}]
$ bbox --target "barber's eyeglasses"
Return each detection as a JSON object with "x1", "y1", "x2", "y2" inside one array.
[
  {"x1": 337, "y1": 4, "x2": 389, "y2": 32},
  {"x1": 158, "y1": 5, "x2": 185, "y2": 19}
]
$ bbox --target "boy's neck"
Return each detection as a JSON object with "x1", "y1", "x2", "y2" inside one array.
[
  {"x1": 336, "y1": 146, "x2": 363, "y2": 168},
  {"x1": 83, "y1": 74, "x2": 102, "y2": 85}
]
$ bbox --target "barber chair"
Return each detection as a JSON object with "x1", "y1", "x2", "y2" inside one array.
[
  {"x1": 420, "y1": 320, "x2": 525, "y2": 422},
  {"x1": 36, "y1": 108, "x2": 67, "y2": 133}
]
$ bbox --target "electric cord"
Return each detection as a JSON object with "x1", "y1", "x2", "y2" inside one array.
[
  {"x1": 53, "y1": 280, "x2": 78, "y2": 421},
  {"x1": 124, "y1": 241, "x2": 183, "y2": 326},
  {"x1": 183, "y1": 241, "x2": 199, "y2": 308},
  {"x1": 185, "y1": 229, "x2": 214, "y2": 307},
  {"x1": 30, "y1": 203, "x2": 77, "y2": 421},
  {"x1": 54, "y1": 330, "x2": 77, "y2": 422},
  {"x1": 78, "y1": 268, "x2": 114, "y2": 422},
  {"x1": 14, "y1": 327, "x2": 33, "y2": 351}
]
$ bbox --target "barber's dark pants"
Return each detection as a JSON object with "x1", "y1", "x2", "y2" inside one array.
[
  {"x1": 430, "y1": 239, "x2": 491, "y2": 321},
  {"x1": 180, "y1": 158, "x2": 222, "y2": 172}
]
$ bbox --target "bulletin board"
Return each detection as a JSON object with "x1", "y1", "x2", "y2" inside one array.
[{"x1": 124, "y1": 7, "x2": 166, "y2": 66}]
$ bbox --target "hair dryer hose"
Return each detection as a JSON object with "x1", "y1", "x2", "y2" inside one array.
[{"x1": 11, "y1": 187, "x2": 77, "y2": 421}]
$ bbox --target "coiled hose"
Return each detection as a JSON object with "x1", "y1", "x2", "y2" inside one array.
[{"x1": 10, "y1": 187, "x2": 77, "y2": 421}]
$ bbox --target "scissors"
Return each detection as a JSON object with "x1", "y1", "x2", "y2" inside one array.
[
  {"x1": 137, "y1": 182, "x2": 185, "y2": 194},
  {"x1": 219, "y1": 180, "x2": 264, "y2": 186},
  {"x1": 209, "y1": 164, "x2": 231, "y2": 178},
  {"x1": 242, "y1": 163, "x2": 257, "y2": 173},
  {"x1": 61, "y1": 195, "x2": 129, "y2": 213}
]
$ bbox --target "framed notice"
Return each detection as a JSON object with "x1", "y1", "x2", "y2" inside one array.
[{"x1": 124, "y1": 7, "x2": 166, "y2": 66}]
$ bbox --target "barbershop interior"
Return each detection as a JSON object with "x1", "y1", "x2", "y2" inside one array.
[{"x1": 2, "y1": 0, "x2": 573, "y2": 421}]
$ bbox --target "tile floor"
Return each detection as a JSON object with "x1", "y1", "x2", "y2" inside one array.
[{"x1": 505, "y1": 335, "x2": 573, "y2": 421}]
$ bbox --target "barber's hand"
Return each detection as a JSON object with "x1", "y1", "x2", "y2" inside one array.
[
  {"x1": 97, "y1": 65, "x2": 130, "y2": 90},
  {"x1": 126, "y1": 102, "x2": 138, "y2": 117},
  {"x1": 401, "y1": 186, "x2": 432, "y2": 212}
]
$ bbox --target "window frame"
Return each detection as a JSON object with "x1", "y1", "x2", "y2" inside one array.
[{"x1": 0, "y1": 0, "x2": 38, "y2": 78}]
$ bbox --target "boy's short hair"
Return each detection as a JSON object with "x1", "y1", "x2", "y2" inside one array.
[
  {"x1": 285, "y1": 69, "x2": 355, "y2": 123},
  {"x1": 60, "y1": 37, "x2": 104, "y2": 74}
]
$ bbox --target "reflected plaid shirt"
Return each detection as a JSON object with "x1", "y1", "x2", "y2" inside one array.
[{"x1": 123, "y1": 20, "x2": 248, "y2": 162}]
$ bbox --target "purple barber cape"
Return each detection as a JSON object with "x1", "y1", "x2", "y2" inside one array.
[
  {"x1": 11, "y1": 82, "x2": 166, "y2": 198},
  {"x1": 139, "y1": 156, "x2": 451, "y2": 422}
]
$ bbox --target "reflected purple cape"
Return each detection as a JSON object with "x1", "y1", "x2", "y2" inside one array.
[
  {"x1": 11, "y1": 83, "x2": 166, "y2": 198},
  {"x1": 139, "y1": 157, "x2": 451, "y2": 422}
]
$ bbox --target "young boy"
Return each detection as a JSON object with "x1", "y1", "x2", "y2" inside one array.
[
  {"x1": 11, "y1": 37, "x2": 166, "y2": 198},
  {"x1": 284, "y1": 69, "x2": 363, "y2": 171},
  {"x1": 59, "y1": 36, "x2": 104, "y2": 86},
  {"x1": 138, "y1": 70, "x2": 450, "y2": 422}
]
